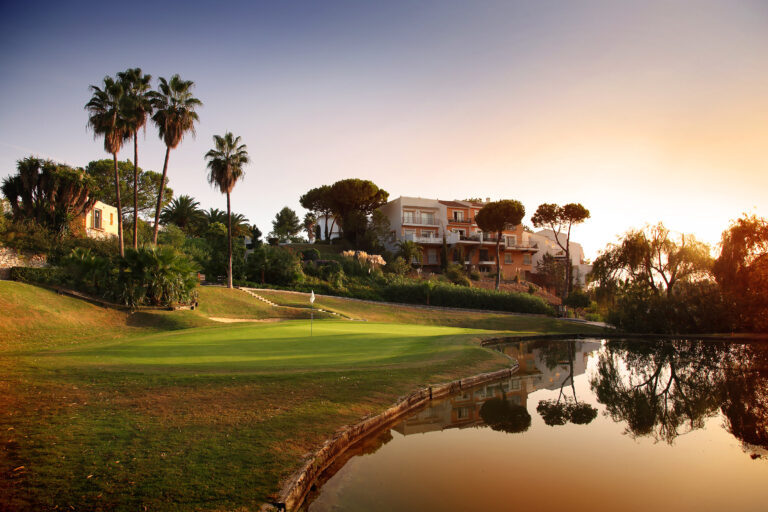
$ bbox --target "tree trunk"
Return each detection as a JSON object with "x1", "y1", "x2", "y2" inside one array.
[
  {"x1": 323, "y1": 211, "x2": 329, "y2": 240},
  {"x1": 152, "y1": 146, "x2": 171, "y2": 244},
  {"x1": 132, "y1": 131, "x2": 139, "y2": 249},
  {"x1": 495, "y1": 233, "x2": 501, "y2": 290},
  {"x1": 328, "y1": 216, "x2": 337, "y2": 244},
  {"x1": 112, "y1": 153, "x2": 124, "y2": 257},
  {"x1": 227, "y1": 191, "x2": 233, "y2": 289}
]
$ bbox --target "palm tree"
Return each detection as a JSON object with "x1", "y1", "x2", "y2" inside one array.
[
  {"x1": 397, "y1": 240, "x2": 423, "y2": 267},
  {"x1": 86, "y1": 76, "x2": 130, "y2": 256},
  {"x1": 117, "y1": 68, "x2": 153, "y2": 249},
  {"x1": 160, "y1": 195, "x2": 203, "y2": 233},
  {"x1": 150, "y1": 74, "x2": 202, "y2": 243},
  {"x1": 205, "y1": 132, "x2": 249, "y2": 288}
]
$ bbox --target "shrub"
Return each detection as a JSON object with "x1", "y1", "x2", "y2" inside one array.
[
  {"x1": 0, "y1": 219, "x2": 55, "y2": 253},
  {"x1": 444, "y1": 263, "x2": 470, "y2": 286},
  {"x1": 246, "y1": 246, "x2": 304, "y2": 286},
  {"x1": 469, "y1": 270, "x2": 481, "y2": 281},
  {"x1": 301, "y1": 248, "x2": 320, "y2": 261},
  {"x1": 117, "y1": 246, "x2": 198, "y2": 307},
  {"x1": 384, "y1": 256, "x2": 410, "y2": 276},
  {"x1": 528, "y1": 284, "x2": 537, "y2": 294},
  {"x1": 564, "y1": 289, "x2": 590, "y2": 309},
  {"x1": 9, "y1": 266, "x2": 65, "y2": 285}
]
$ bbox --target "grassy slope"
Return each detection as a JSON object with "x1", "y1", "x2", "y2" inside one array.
[
  {"x1": 0, "y1": 282, "x2": 602, "y2": 511},
  {"x1": 194, "y1": 286, "x2": 333, "y2": 321},
  {"x1": 251, "y1": 288, "x2": 604, "y2": 335},
  {"x1": 0, "y1": 281, "x2": 213, "y2": 352}
]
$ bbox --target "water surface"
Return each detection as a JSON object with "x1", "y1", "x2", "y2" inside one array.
[{"x1": 307, "y1": 339, "x2": 768, "y2": 512}]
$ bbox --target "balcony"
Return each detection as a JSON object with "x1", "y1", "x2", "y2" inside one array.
[
  {"x1": 402, "y1": 218, "x2": 439, "y2": 227},
  {"x1": 504, "y1": 242, "x2": 539, "y2": 251}
]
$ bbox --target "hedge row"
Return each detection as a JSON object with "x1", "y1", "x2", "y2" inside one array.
[
  {"x1": 380, "y1": 282, "x2": 555, "y2": 315},
  {"x1": 9, "y1": 266, "x2": 66, "y2": 285}
]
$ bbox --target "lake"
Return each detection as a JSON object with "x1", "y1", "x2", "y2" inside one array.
[{"x1": 306, "y1": 338, "x2": 768, "y2": 512}]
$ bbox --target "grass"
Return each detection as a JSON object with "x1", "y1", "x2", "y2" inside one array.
[
  {"x1": 250, "y1": 288, "x2": 604, "y2": 334},
  {"x1": 0, "y1": 281, "x2": 604, "y2": 511}
]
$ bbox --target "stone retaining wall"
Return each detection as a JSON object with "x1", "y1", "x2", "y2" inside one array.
[
  {"x1": 272, "y1": 364, "x2": 519, "y2": 512},
  {"x1": 0, "y1": 246, "x2": 47, "y2": 279}
]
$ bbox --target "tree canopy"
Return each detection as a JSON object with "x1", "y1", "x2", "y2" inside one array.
[
  {"x1": 85, "y1": 159, "x2": 172, "y2": 218},
  {"x1": 590, "y1": 223, "x2": 712, "y2": 297},
  {"x1": 531, "y1": 202, "x2": 590, "y2": 296},
  {"x1": 475, "y1": 199, "x2": 525, "y2": 289},
  {"x1": 713, "y1": 215, "x2": 768, "y2": 331},
  {"x1": 270, "y1": 206, "x2": 302, "y2": 242},
  {"x1": 2, "y1": 157, "x2": 95, "y2": 233}
]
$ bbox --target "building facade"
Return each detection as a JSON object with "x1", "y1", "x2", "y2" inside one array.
[
  {"x1": 528, "y1": 229, "x2": 592, "y2": 287},
  {"x1": 79, "y1": 200, "x2": 118, "y2": 239},
  {"x1": 379, "y1": 196, "x2": 538, "y2": 277}
]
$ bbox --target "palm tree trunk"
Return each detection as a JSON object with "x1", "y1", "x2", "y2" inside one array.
[
  {"x1": 495, "y1": 234, "x2": 501, "y2": 290},
  {"x1": 132, "y1": 131, "x2": 139, "y2": 249},
  {"x1": 152, "y1": 146, "x2": 171, "y2": 244},
  {"x1": 227, "y1": 191, "x2": 233, "y2": 288},
  {"x1": 113, "y1": 153, "x2": 124, "y2": 257}
]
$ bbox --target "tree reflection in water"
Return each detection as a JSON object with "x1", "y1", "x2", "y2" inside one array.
[
  {"x1": 535, "y1": 340, "x2": 598, "y2": 427},
  {"x1": 479, "y1": 397, "x2": 531, "y2": 433},
  {"x1": 590, "y1": 339, "x2": 768, "y2": 456}
]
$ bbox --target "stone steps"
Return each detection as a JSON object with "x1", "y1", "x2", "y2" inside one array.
[{"x1": 238, "y1": 287, "x2": 353, "y2": 319}]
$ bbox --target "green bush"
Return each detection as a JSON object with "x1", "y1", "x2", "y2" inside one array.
[
  {"x1": 564, "y1": 290, "x2": 590, "y2": 309},
  {"x1": 301, "y1": 248, "x2": 320, "y2": 261},
  {"x1": 246, "y1": 246, "x2": 304, "y2": 286},
  {"x1": 0, "y1": 219, "x2": 56, "y2": 253},
  {"x1": 117, "y1": 246, "x2": 198, "y2": 307},
  {"x1": 469, "y1": 270, "x2": 481, "y2": 281},
  {"x1": 13, "y1": 247, "x2": 198, "y2": 308},
  {"x1": 444, "y1": 263, "x2": 470, "y2": 286},
  {"x1": 9, "y1": 266, "x2": 66, "y2": 285}
]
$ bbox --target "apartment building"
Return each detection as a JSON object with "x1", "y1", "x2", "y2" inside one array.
[{"x1": 379, "y1": 196, "x2": 538, "y2": 278}]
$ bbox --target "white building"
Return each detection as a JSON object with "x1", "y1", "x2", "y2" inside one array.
[
  {"x1": 528, "y1": 229, "x2": 592, "y2": 287},
  {"x1": 315, "y1": 214, "x2": 342, "y2": 241}
]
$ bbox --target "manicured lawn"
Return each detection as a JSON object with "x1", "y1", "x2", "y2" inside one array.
[{"x1": 0, "y1": 282, "x2": 603, "y2": 510}]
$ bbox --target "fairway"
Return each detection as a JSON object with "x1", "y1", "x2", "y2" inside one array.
[{"x1": 35, "y1": 321, "x2": 489, "y2": 371}]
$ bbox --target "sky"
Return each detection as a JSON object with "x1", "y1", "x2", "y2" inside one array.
[{"x1": 1, "y1": 0, "x2": 766, "y2": 259}]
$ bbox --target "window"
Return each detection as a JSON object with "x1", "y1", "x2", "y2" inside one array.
[
  {"x1": 505, "y1": 253, "x2": 512, "y2": 264},
  {"x1": 523, "y1": 254, "x2": 532, "y2": 265},
  {"x1": 422, "y1": 212, "x2": 435, "y2": 225},
  {"x1": 479, "y1": 249, "x2": 490, "y2": 261},
  {"x1": 404, "y1": 229, "x2": 415, "y2": 240},
  {"x1": 456, "y1": 407, "x2": 470, "y2": 419},
  {"x1": 109, "y1": 212, "x2": 114, "y2": 226},
  {"x1": 505, "y1": 235, "x2": 517, "y2": 247},
  {"x1": 422, "y1": 230, "x2": 433, "y2": 238},
  {"x1": 93, "y1": 209, "x2": 102, "y2": 230},
  {"x1": 427, "y1": 249, "x2": 438, "y2": 264},
  {"x1": 403, "y1": 211, "x2": 415, "y2": 223},
  {"x1": 452, "y1": 228, "x2": 466, "y2": 237},
  {"x1": 453, "y1": 210, "x2": 464, "y2": 222}
]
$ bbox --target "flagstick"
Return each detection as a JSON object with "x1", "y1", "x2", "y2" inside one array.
[{"x1": 309, "y1": 289, "x2": 315, "y2": 337}]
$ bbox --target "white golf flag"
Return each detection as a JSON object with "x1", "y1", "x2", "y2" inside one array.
[{"x1": 310, "y1": 290, "x2": 315, "y2": 304}]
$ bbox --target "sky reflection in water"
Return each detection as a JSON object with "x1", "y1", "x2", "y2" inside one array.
[{"x1": 307, "y1": 339, "x2": 768, "y2": 512}]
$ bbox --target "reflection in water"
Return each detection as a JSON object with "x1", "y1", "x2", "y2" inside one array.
[
  {"x1": 534, "y1": 340, "x2": 599, "y2": 426},
  {"x1": 591, "y1": 340, "x2": 768, "y2": 456},
  {"x1": 307, "y1": 339, "x2": 768, "y2": 512}
]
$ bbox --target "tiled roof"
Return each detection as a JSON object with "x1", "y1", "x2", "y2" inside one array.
[{"x1": 438, "y1": 200, "x2": 467, "y2": 208}]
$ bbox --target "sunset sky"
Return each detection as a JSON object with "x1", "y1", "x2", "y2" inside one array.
[{"x1": 1, "y1": 0, "x2": 766, "y2": 259}]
